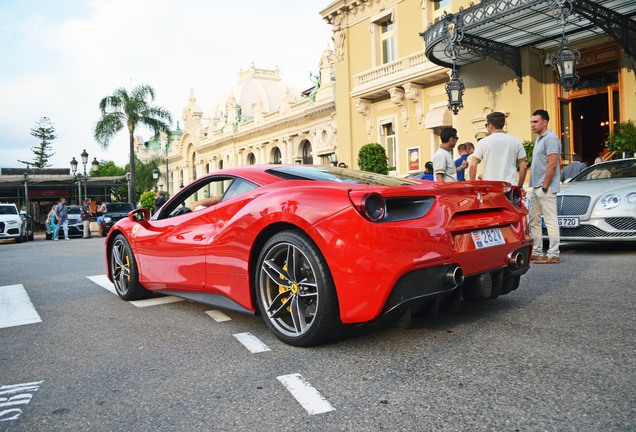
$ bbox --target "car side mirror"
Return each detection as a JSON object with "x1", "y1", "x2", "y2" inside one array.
[{"x1": 129, "y1": 208, "x2": 150, "y2": 222}]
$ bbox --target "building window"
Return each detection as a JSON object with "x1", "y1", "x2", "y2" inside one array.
[
  {"x1": 434, "y1": 0, "x2": 451, "y2": 11},
  {"x1": 382, "y1": 122, "x2": 397, "y2": 168},
  {"x1": 247, "y1": 153, "x2": 256, "y2": 165},
  {"x1": 272, "y1": 147, "x2": 282, "y2": 164},
  {"x1": 380, "y1": 19, "x2": 395, "y2": 64},
  {"x1": 302, "y1": 141, "x2": 313, "y2": 165}
]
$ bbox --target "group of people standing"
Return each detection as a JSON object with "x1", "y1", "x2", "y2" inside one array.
[
  {"x1": 431, "y1": 109, "x2": 564, "y2": 264},
  {"x1": 46, "y1": 197, "x2": 107, "y2": 240}
]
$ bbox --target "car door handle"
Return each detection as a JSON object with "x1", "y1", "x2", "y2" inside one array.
[{"x1": 193, "y1": 234, "x2": 205, "y2": 241}]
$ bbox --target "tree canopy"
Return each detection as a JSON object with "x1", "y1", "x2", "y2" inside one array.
[
  {"x1": 19, "y1": 117, "x2": 57, "y2": 168},
  {"x1": 94, "y1": 84, "x2": 173, "y2": 204}
]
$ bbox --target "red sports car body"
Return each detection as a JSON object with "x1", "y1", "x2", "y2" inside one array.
[{"x1": 105, "y1": 165, "x2": 533, "y2": 346}]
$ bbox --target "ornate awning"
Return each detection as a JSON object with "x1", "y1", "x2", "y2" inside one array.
[{"x1": 421, "y1": 0, "x2": 636, "y2": 86}]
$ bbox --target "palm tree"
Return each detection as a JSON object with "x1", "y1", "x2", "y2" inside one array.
[{"x1": 94, "y1": 84, "x2": 173, "y2": 204}]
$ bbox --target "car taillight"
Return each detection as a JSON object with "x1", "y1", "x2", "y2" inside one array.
[
  {"x1": 504, "y1": 186, "x2": 524, "y2": 209},
  {"x1": 349, "y1": 191, "x2": 386, "y2": 222}
]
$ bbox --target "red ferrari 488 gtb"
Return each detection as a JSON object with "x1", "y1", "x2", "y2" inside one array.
[{"x1": 105, "y1": 165, "x2": 532, "y2": 346}]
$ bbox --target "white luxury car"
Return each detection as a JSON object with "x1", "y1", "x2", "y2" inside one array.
[{"x1": 552, "y1": 158, "x2": 636, "y2": 241}]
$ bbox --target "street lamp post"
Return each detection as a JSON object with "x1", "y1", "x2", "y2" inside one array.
[
  {"x1": 22, "y1": 173, "x2": 29, "y2": 216},
  {"x1": 70, "y1": 157, "x2": 81, "y2": 204},
  {"x1": 152, "y1": 168, "x2": 159, "y2": 192},
  {"x1": 81, "y1": 149, "x2": 89, "y2": 201}
]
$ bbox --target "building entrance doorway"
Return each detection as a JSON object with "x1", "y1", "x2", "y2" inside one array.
[{"x1": 557, "y1": 43, "x2": 621, "y2": 167}]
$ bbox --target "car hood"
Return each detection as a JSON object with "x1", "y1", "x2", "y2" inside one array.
[
  {"x1": 0, "y1": 215, "x2": 20, "y2": 222},
  {"x1": 559, "y1": 178, "x2": 635, "y2": 196}
]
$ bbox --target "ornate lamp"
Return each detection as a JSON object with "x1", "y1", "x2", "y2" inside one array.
[
  {"x1": 442, "y1": 12, "x2": 465, "y2": 115},
  {"x1": 550, "y1": 0, "x2": 580, "y2": 91},
  {"x1": 91, "y1": 157, "x2": 100, "y2": 173}
]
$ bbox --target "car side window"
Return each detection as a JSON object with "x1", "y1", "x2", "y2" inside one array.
[{"x1": 162, "y1": 177, "x2": 234, "y2": 219}]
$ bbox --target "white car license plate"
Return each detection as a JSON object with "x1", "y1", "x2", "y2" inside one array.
[
  {"x1": 558, "y1": 217, "x2": 579, "y2": 228},
  {"x1": 471, "y1": 228, "x2": 505, "y2": 249}
]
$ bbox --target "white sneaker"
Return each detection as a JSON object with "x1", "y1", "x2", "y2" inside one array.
[{"x1": 65, "y1": 238, "x2": 70, "y2": 241}]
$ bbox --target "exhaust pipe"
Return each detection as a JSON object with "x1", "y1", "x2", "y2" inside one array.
[
  {"x1": 508, "y1": 252, "x2": 525, "y2": 270},
  {"x1": 446, "y1": 266, "x2": 464, "y2": 286}
]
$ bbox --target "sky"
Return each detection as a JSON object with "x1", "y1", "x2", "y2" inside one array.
[{"x1": 0, "y1": 0, "x2": 333, "y2": 169}]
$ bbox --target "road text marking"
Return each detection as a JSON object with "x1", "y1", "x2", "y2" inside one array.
[
  {"x1": 0, "y1": 381, "x2": 43, "y2": 422},
  {"x1": 277, "y1": 373, "x2": 335, "y2": 415},
  {"x1": 233, "y1": 332, "x2": 270, "y2": 353},
  {"x1": 0, "y1": 285, "x2": 42, "y2": 329}
]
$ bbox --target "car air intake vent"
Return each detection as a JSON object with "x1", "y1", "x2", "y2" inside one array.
[
  {"x1": 606, "y1": 217, "x2": 636, "y2": 231},
  {"x1": 557, "y1": 195, "x2": 590, "y2": 215}
]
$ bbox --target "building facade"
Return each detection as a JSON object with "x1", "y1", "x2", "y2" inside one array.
[
  {"x1": 142, "y1": 0, "x2": 635, "y2": 183},
  {"x1": 139, "y1": 50, "x2": 337, "y2": 195},
  {"x1": 321, "y1": 0, "x2": 636, "y2": 174}
]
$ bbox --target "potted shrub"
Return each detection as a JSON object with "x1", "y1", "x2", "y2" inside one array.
[
  {"x1": 358, "y1": 143, "x2": 389, "y2": 174},
  {"x1": 604, "y1": 120, "x2": 636, "y2": 158}
]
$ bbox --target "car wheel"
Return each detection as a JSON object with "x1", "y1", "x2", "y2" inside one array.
[
  {"x1": 255, "y1": 230, "x2": 341, "y2": 347},
  {"x1": 110, "y1": 234, "x2": 151, "y2": 300}
]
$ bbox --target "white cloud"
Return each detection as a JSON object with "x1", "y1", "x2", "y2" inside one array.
[{"x1": 0, "y1": 0, "x2": 332, "y2": 169}]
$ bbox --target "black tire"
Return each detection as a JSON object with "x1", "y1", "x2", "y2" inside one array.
[
  {"x1": 110, "y1": 234, "x2": 151, "y2": 300},
  {"x1": 255, "y1": 230, "x2": 341, "y2": 347},
  {"x1": 16, "y1": 233, "x2": 23, "y2": 243},
  {"x1": 45, "y1": 232, "x2": 52, "y2": 240}
]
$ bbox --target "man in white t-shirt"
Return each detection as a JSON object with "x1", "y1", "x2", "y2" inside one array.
[
  {"x1": 434, "y1": 127, "x2": 464, "y2": 182},
  {"x1": 468, "y1": 111, "x2": 527, "y2": 191}
]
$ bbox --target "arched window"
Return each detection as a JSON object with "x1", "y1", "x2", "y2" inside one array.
[
  {"x1": 302, "y1": 141, "x2": 313, "y2": 164},
  {"x1": 191, "y1": 151, "x2": 197, "y2": 180},
  {"x1": 218, "y1": 159, "x2": 224, "y2": 170},
  {"x1": 247, "y1": 153, "x2": 256, "y2": 165},
  {"x1": 272, "y1": 147, "x2": 282, "y2": 164}
]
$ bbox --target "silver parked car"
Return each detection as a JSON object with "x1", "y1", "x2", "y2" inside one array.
[{"x1": 552, "y1": 158, "x2": 636, "y2": 241}]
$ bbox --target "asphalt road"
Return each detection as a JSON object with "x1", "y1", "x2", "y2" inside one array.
[{"x1": 1, "y1": 235, "x2": 635, "y2": 431}]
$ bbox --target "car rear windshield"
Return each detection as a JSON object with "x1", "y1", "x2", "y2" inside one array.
[
  {"x1": 107, "y1": 203, "x2": 135, "y2": 212},
  {"x1": 266, "y1": 166, "x2": 420, "y2": 186},
  {"x1": 67, "y1": 207, "x2": 82, "y2": 214}
]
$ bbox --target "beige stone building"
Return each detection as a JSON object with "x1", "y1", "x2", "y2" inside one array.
[
  {"x1": 143, "y1": 0, "x2": 635, "y2": 187},
  {"x1": 138, "y1": 49, "x2": 337, "y2": 195}
]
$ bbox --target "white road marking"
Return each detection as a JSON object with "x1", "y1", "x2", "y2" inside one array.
[
  {"x1": 0, "y1": 381, "x2": 43, "y2": 422},
  {"x1": 277, "y1": 373, "x2": 335, "y2": 415},
  {"x1": 87, "y1": 275, "x2": 116, "y2": 294},
  {"x1": 130, "y1": 296, "x2": 184, "y2": 307},
  {"x1": 233, "y1": 332, "x2": 271, "y2": 353},
  {"x1": 0, "y1": 285, "x2": 42, "y2": 329},
  {"x1": 86, "y1": 275, "x2": 184, "y2": 307},
  {"x1": 205, "y1": 309, "x2": 231, "y2": 322}
]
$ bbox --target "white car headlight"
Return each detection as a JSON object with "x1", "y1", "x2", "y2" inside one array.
[
  {"x1": 104, "y1": 217, "x2": 112, "y2": 223},
  {"x1": 626, "y1": 193, "x2": 636, "y2": 205},
  {"x1": 6, "y1": 220, "x2": 18, "y2": 226},
  {"x1": 599, "y1": 193, "x2": 620, "y2": 210}
]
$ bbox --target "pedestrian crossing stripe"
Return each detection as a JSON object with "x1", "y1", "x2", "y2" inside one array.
[
  {"x1": 0, "y1": 285, "x2": 42, "y2": 330},
  {"x1": 86, "y1": 275, "x2": 185, "y2": 307}
]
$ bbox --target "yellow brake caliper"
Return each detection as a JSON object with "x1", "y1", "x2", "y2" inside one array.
[
  {"x1": 278, "y1": 263, "x2": 296, "y2": 312},
  {"x1": 121, "y1": 255, "x2": 130, "y2": 281}
]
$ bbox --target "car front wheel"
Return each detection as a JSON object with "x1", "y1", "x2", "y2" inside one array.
[
  {"x1": 110, "y1": 234, "x2": 151, "y2": 300},
  {"x1": 255, "y1": 230, "x2": 341, "y2": 347}
]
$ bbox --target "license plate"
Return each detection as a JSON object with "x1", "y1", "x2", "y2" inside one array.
[
  {"x1": 558, "y1": 217, "x2": 579, "y2": 228},
  {"x1": 471, "y1": 228, "x2": 505, "y2": 249}
]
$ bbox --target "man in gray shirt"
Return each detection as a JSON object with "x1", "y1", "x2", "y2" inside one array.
[
  {"x1": 561, "y1": 153, "x2": 586, "y2": 182},
  {"x1": 529, "y1": 109, "x2": 561, "y2": 264}
]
